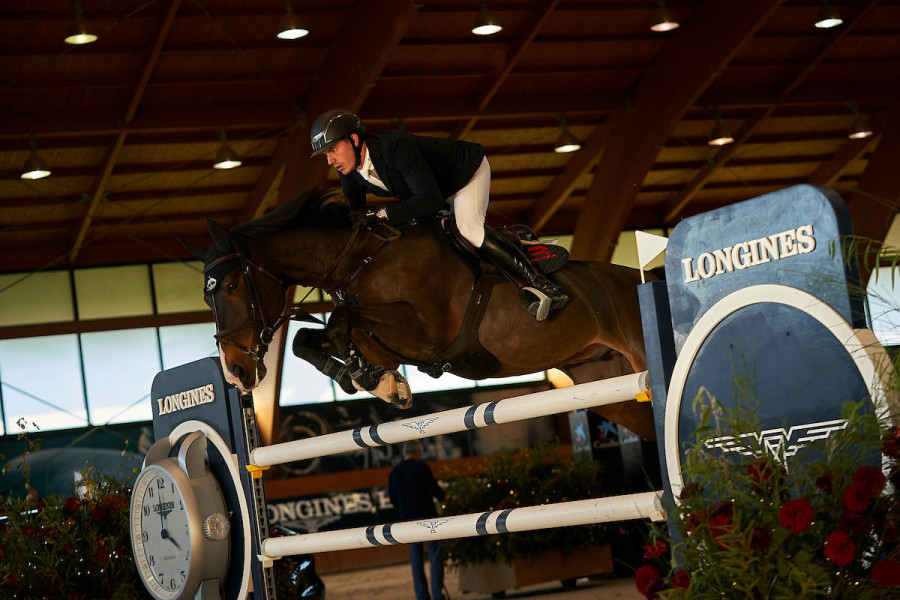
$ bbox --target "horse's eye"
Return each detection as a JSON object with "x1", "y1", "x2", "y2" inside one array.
[{"x1": 226, "y1": 281, "x2": 238, "y2": 293}]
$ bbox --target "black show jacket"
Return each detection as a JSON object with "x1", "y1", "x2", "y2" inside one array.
[{"x1": 338, "y1": 131, "x2": 486, "y2": 224}]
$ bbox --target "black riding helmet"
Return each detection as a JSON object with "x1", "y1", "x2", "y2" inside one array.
[{"x1": 309, "y1": 109, "x2": 367, "y2": 168}]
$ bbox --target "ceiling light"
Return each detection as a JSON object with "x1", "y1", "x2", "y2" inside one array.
[
  {"x1": 277, "y1": 0, "x2": 308, "y2": 40},
  {"x1": 553, "y1": 114, "x2": 581, "y2": 153},
  {"x1": 650, "y1": 0, "x2": 679, "y2": 32},
  {"x1": 21, "y1": 134, "x2": 51, "y2": 180},
  {"x1": 814, "y1": 1, "x2": 843, "y2": 29},
  {"x1": 847, "y1": 102, "x2": 873, "y2": 140},
  {"x1": 64, "y1": 0, "x2": 98, "y2": 45},
  {"x1": 213, "y1": 126, "x2": 242, "y2": 170},
  {"x1": 707, "y1": 107, "x2": 734, "y2": 147},
  {"x1": 472, "y1": 0, "x2": 502, "y2": 36}
]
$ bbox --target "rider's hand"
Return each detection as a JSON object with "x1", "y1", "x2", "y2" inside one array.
[{"x1": 351, "y1": 207, "x2": 388, "y2": 230}]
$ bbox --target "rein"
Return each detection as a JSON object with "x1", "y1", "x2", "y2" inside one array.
[{"x1": 208, "y1": 223, "x2": 396, "y2": 371}]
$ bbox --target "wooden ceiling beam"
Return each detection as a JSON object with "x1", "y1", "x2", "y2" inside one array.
[
  {"x1": 69, "y1": 0, "x2": 184, "y2": 264},
  {"x1": 808, "y1": 137, "x2": 877, "y2": 187},
  {"x1": 662, "y1": 107, "x2": 772, "y2": 224},
  {"x1": 451, "y1": 0, "x2": 561, "y2": 139},
  {"x1": 243, "y1": 0, "x2": 419, "y2": 220},
  {"x1": 527, "y1": 122, "x2": 609, "y2": 231},
  {"x1": 661, "y1": 0, "x2": 880, "y2": 225},
  {"x1": 571, "y1": 0, "x2": 782, "y2": 262},
  {"x1": 846, "y1": 101, "x2": 900, "y2": 286},
  {"x1": 5, "y1": 80, "x2": 899, "y2": 140}
]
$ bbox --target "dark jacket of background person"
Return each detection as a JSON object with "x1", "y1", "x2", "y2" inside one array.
[
  {"x1": 388, "y1": 454, "x2": 446, "y2": 520},
  {"x1": 338, "y1": 131, "x2": 486, "y2": 225}
]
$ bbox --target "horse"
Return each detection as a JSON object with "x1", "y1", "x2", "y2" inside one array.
[{"x1": 183, "y1": 188, "x2": 659, "y2": 441}]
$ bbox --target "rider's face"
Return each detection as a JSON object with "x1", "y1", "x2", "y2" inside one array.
[{"x1": 324, "y1": 135, "x2": 360, "y2": 176}]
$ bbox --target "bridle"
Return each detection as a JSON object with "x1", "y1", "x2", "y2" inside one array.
[{"x1": 204, "y1": 227, "x2": 368, "y2": 378}]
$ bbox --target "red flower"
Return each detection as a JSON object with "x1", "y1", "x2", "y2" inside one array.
[
  {"x1": 35, "y1": 499, "x2": 46, "y2": 512},
  {"x1": 709, "y1": 513, "x2": 734, "y2": 549},
  {"x1": 634, "y1": 564, "x2": 663, "y2": 598},
  {"x1": 643, "y1": 539, "x2": 668, "y2": 559},
  {"x1": 843, "y1": 483, "x2": 871, "y2": 513},
  {"x1": 67, "y1": 594, "x2": 83, "y2": 600},
  {"x1": 852, "y1": 465, "x2": 886, "y2": 497},
  {"x1": 839, "y1": 512, "x2": 868, "y2": 534},
  {"x1": 679, "y1": 483, "x2": 701, "y2": 500},
  {"x1": 21, "y1": 526, "x2": 37, "y2": 536},
  {"x1": 685, "y1": 511, "x2": 703, "y2": 534},
  {"x1": 95, "y1": 548, "x2": 109, "y2": 563},
  {"x1": 881, "y1": 426, "x2": 900, "y2": 458},
  {"x1": 670, "y1": 569, "x2": 691, "y2": 589},
  {"x1": 91, "y1": 506, "x2": 107, "y2": 522},
  {"x1": 816, "y1": 471, "x2": 834, "y2": 493},
  {"x1": 779, "y1": 498, "x2": 814, "y2": 533},
  {"x1": 871, "y1": 560, "x2": 900, "y2": 587},
  {"x1": 824, "y1": 531, "x2": 856, "y2": 567},
  {"x1": 747, "y1": 457, "x2": 784, "y2": 492},
  {"x1": 63, "y1": 497, "x2": 80, "y2": 513},
  {"x1": 750, "y1": 527, "x2": 772, "y2": 550}
]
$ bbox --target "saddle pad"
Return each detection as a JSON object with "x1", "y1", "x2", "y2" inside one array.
[{"x1": 526, "y1": 243, "x2": 569, "y2": 274}]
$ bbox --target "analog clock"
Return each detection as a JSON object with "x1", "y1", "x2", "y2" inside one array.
[{"x1": 130, "y1": 430, "x2": 231, "y2": 600}]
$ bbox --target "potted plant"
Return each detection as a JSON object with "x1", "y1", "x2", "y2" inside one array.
[
  {"x1": 635, "y1": 394, "x2": 900, "y2": 599},
  {"x1": 441, "y1": 437, "x2": 615, "y2": 596}
]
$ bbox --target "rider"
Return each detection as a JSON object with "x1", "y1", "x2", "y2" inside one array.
[{"x1": 309, "y1": 108, "x2": 568, "y2": 322}]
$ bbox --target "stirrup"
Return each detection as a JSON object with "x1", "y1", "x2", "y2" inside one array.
[{"x1": 522, "y1": 286, "x2": 551, "y2": 322}]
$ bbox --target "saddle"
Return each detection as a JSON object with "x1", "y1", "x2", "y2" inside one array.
[
  {"x1": 437, "y1": 218, "x2": 570, "y2": 278},
  {"x1": 414, "y1": 219, "x2": 570, "y2": 380}
]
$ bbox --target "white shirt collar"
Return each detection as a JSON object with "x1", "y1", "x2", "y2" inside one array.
[{"x1": 358, "y1": 146, "x2": 387, "y2": 191}]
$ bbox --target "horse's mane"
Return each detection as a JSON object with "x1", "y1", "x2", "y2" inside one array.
[{"x1": 234, "y1": 188, "x2": 350, "y2": 241}]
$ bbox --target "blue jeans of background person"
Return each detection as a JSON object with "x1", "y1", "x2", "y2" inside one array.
[{"x1": 409, "y1": 539, "x2": 444, "y2": 600}]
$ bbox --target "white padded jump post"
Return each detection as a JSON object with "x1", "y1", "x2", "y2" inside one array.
[
  {"x1": 250, "y1": 371, "x2": 649, "y2": 468},
  {"x1": 261, "y1": 491, "x2": 665, "y2": 559}
]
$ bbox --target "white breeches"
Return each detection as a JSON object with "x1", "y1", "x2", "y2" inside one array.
[{"x1": 450, "y1": 157, "x2": 491, "y2": 248}]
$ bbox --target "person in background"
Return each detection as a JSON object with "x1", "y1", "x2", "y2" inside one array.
[
  {"x1": 387, "y1": 440, "x2": 447, "y2": 600},
  {"x1": 309, "y1": 108, "x2": 567, "y2": 322}
]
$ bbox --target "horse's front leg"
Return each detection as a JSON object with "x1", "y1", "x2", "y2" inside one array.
[
  {"x1": 326, "y1": 306, "x2": 412, "y2": 409},
  {"x1": 290, "y1": 327, "x2": 357, "y2": 395}
]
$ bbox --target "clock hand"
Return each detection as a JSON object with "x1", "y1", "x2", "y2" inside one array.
[{"x1": 165, "y1": 533, "x2": 182, "y2": 551}]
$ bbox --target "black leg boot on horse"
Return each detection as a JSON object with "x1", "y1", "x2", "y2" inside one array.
[
  {"x1": 345, "y1": 343, "x2": 412, "y2": 409},
  {"x1": 479, "y1": 227, "x2": 568, "y2": 322}
]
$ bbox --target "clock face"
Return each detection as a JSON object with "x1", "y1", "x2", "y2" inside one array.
[{"x1": 130, "y1": 464, "x2": 193, "y2": 600}]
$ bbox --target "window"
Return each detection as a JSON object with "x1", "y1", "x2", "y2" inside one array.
[
  {"x1": 0, "y1": 335, "x2": 87, "y2": 434},
  {"x1": 81, "y1": 328, "x2": 161, "y2": 425}
]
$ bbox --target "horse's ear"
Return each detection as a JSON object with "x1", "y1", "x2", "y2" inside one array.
[
  {"x1": 206, "y1": 219, "x2": 232, "y2": 252},
  {"x1": 177, "y1": 237, "x2": 207, "y2": 262}
]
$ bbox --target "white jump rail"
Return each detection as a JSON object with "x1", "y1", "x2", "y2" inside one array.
[
  {"x1": 251, "y1": 371, "x2": 649, "y2": 468},
  {"x1": 261, "y1": 491, "x2": 665, "y2": 559}
]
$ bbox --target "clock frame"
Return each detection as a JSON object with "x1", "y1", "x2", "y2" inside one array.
[{"x1": 130, "y1": 430, "x2": 231, "y2": 600}]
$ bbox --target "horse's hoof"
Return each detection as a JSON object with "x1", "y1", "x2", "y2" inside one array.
[{"x1": 356, "y1": 369, "x2": 413, "y2": 409}]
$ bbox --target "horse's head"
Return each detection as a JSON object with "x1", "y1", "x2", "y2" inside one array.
[{"x1": 182, "y1": 219, "x2": 289, "y2": 393}]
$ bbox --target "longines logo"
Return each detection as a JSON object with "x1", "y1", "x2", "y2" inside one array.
[
  {"x1": 682, "y1": 224, "x2": 816, "y2": 283},
  {"x1": 418, "y1": 519, "x2": 451, "y2": 534},
  {"x1": 704, "y1": 418, "x2": 848, "y2": 467},
  {"x1": 403, "y1": 417, "x2": 439, "y2": 435},
  {"x1": 156, "y1": 383, "x2": 215, "y2": 416}
]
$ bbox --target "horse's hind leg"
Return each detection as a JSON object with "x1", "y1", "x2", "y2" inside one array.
[{"x1": 291, "y1": 327, "x2": 357, "y2": 395}]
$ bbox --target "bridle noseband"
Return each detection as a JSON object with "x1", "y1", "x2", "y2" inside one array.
[
  {"x1": 205, "y1": 242, "x2": 295, "y2": 379},
  {"x1": 204, "y1": 228, "x2": 366, "y2": 379}
]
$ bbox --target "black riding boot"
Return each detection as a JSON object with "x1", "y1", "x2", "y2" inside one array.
[{"x1": 478, "y1": 227, "x2": 568, "y2": 321}]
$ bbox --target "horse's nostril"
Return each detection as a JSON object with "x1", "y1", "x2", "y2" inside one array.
[{"x1": 231, "y1": 363, "x2": 246, "y2": 380}]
